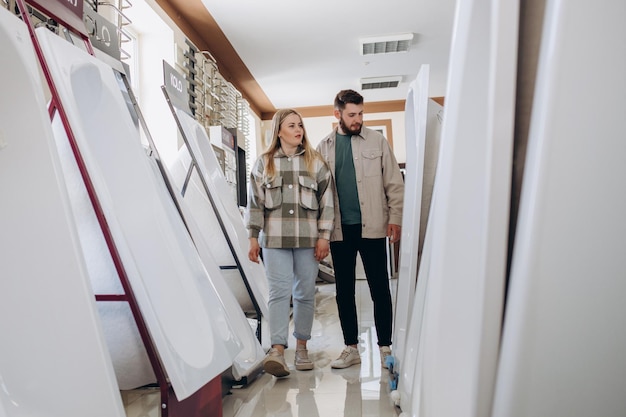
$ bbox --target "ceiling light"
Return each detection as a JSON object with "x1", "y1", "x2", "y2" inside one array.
[
  {"x1": 359, "y1": 33, "x2": 414, "y2": 55},
  {"x1": 360, "y1": 76, "x2": 402, "y2": 90}
]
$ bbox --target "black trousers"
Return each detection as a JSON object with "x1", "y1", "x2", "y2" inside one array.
[{"x1": 330, "y1": 224, "x2": 393, "y2": 347}]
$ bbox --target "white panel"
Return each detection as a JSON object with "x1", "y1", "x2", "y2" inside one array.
[
  {"x1": 51, "y1": 115, "x2": 156, "y2": 389},
  {"x1": 0, "y1": 8, "x2": 125, "y2": 417},
  {"x1": 176, "y1": 195, "x2": 265, "y2": 380},
  {"x1": 401, "y1": 0, "x2": 518, "y2": 416},
  {"x1": 398, "y1": 211, "x2": 435, "y2": 415},
  {"x1": 170, "y1": 107, "x2": 270, "y2": 319},
  {"x1": 170, "y1": 149, "x2": 254, "y2": 311},
  {"x1": 35, "y1": 27, "x2": 241, "y2": 400},
  {"x1": 392, "y1": 64, "x2": 429, "y2": 376},
  {"x1": 492, "y1": 1, "x2": 626, "y2": 416},
  {"x1": 395, "y1": 99, "x2": 443, "y2": 414},
  {"x1": 153, "y1": 143, "x2": 265, "y2": 379},
  {"x1": 395, "y1": 103, "x2": 442, "y2": 416}
]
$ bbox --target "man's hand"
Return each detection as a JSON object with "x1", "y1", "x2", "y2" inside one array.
[{"x1": 387, "y1": 224, "x2": 401, "y2": 244}]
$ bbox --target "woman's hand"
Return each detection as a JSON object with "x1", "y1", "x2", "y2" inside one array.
[
  {"x1": 314, "y1": 238, "x2": 330, "y2": 262},
  {"x1": 248, "y1": 238, "x2": 261, "y2": 263}
]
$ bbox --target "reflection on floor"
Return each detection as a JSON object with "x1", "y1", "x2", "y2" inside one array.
[{"x1": 123, "y1": 280, "x2": 400, "y2": 417}]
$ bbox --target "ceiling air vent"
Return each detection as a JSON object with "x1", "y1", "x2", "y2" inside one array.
[
  {"x1": 360, "y1": 76, "x2": 402, "y2": 90},
  {"x1": 360, "y1": 33, "x2": 414, "y2": 55}
]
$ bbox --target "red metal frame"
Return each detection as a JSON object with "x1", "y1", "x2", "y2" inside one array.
[{"x1": 14, "y1": 1, "x2": 223, "y2": 415}]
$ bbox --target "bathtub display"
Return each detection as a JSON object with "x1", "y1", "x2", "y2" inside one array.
[
  {"x1": 397, "y1": 0, "x2": 518, "y2": 415},
  {"x1": 0, "y1": 7, "x2": 125, "y2": 416},
  {"x1": 167, "y1": 106, "x2": 270, "y2": 320},
  {"x1": 159, "y1": 101, "x2": 268, "y2": 379},
  {"x1": 491, "y1": 2, "x2": 626, "y2": 416},
  {"x1": 35, "y1": 26, "x2": 241, "y2": 400},
  {"x1": 391, "y1": 65, "x2": 431, "y2": 386}
]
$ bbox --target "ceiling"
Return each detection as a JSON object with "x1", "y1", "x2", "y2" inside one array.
[{"x1": 154, "y1": 0, "x2": 458, "y2": 119}]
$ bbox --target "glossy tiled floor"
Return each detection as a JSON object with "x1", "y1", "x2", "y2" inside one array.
[{"x1": 123, "y1": 279, "x2": 400, "y2": 417}]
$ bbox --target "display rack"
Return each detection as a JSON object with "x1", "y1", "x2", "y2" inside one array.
[{"x1": 14, "y1": 1, "x2": 222, "y2": 415}]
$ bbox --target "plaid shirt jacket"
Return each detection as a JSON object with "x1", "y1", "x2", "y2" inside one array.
[{"x1": 246, "y1": 148, "x2": 334, "y2": 248}]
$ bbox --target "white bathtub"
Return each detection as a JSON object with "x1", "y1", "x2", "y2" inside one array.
[
  {"x1": 392, "y1": 64, "x2": 431, "y2": 382},
  {"x1": 0, "y1": 8, "x2": 125, "y2": 416},
  {"x1": 160, "y1": 106, "x2": 268, "y2": 379},
  {"x1": 398, "y1": 0, "x2": 517, "y2": 415},
  {"x1": 36, "y1": 26, "x2": 241, "y2": 400},
  {"x1": 492, "y1": 2, "x2": 626, "y2": 416},
  {"x1": 168, "y1": 107, "x2": 270, "y2": 320}
]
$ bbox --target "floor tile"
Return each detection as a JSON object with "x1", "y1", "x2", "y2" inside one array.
[
  {"x1": 122, "y1": 280, "x2": 400, "y2": 416},
  {"x1": 222, "y1": 280, "x2": 400, "y2": 417}
]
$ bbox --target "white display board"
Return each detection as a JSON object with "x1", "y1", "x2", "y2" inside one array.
[
  {"x1": 172, "y1": 181, "x2": 266, "y2": 380},
  {"x1": 36, "y1": 27, "x2": 241, "y2": 400},
  {"x1": 51, "y1": 113, "x2": 158, "y2": 390},
  {"x1": 159, "y1": 108, "x2": 266, "y2": 379},
  {"x1": 491, "y1": 2, "x2": 626, "y2": 416},
  {"x1": 169, "y1": 107, "x2": 270, "y2": 319},
  {"x1": 0, "y1": 8, "x2": 125, "y2": 416},
  {"x1": 399, "y1": 0, "x2": 519, "y2": 415},
  {"x1": 392, "y1": 64, "x2": 430, "y2": 375}
]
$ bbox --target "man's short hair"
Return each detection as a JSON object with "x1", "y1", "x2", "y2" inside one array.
[{"x1": 334, "y1": 89, "x2": 364, "y2": 110}]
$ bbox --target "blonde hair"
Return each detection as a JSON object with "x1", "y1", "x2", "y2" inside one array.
[{"x1": 261, "y1": 108, "x2": 321, "y2": 179}]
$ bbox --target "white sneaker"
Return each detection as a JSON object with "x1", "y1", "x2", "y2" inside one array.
[
  {"x1": 294, "y1": 348, "x2": 314, "y2": 371},
  {"x1": 380, "y1": 346, "x2": 392, "y2": 369},
  {"x1": 331, "y1": 346, "x2": 361, "y2": 369},
  {"x1": 263, "y1": 348, "x2": 290, "y2": 377}
]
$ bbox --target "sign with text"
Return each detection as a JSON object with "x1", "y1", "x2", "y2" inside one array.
[
  {"x1": 84, "y1": 7, "x2": 120, "y2": 60},
  {"x1": 162, "y1": 61, "x2": 191, "y2": 115}
]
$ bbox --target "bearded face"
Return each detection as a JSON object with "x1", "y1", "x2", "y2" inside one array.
[{"x1": 338, "y1": 111, "x2": 362, "y2": 136}]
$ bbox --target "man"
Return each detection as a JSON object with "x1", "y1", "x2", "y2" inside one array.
[{"x1": 316, "y1": 89, "x2": 404, "y2": 369}]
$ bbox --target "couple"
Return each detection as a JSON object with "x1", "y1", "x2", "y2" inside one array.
[{"x1": 246, "y1": 89, "x2": 405, "y2": 377}]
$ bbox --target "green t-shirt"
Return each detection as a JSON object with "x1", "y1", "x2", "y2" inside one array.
[{"x1": 335, "y1": 133, "x2": 361, "y2": 225}]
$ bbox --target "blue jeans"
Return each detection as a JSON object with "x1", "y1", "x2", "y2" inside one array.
[{"x1": 262, "y1": 248, "x2": 318, "y2": 347}]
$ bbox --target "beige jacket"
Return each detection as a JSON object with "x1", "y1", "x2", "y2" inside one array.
[{"x1": 317, "y1": 126, "x2": 404, "y2": 241}]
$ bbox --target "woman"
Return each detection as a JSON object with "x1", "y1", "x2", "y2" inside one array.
[{"x1": 246, "y1": 109, "x2": 334, "y2": 377}]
